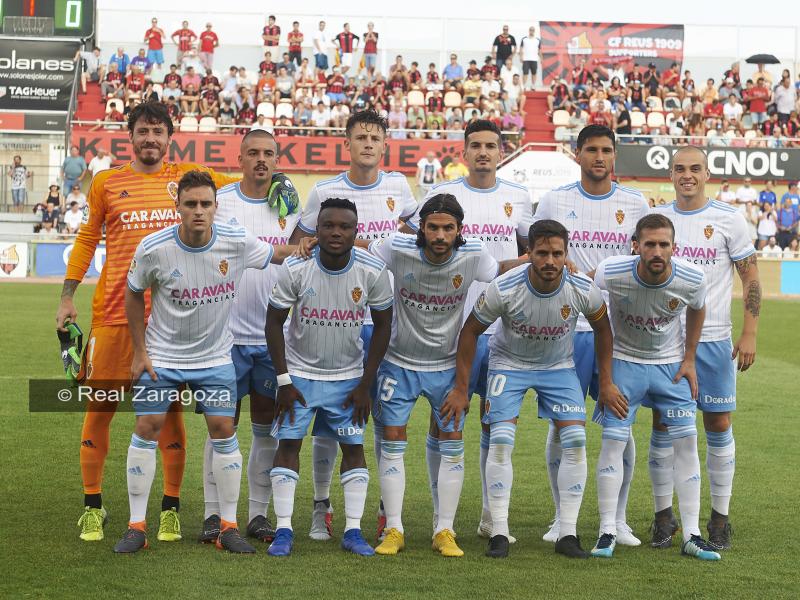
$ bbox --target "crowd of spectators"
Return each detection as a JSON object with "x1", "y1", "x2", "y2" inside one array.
[
  {"x1": 550, "y1": 59, "x2": 800, "y2": 147},
  {"x1": 76, "y1": 17, "x2": 536, "y2": 150}
]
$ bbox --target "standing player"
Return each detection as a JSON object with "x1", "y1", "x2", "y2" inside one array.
[
  {"x1": 591, "y1": 214, "x2": 720, "y2": 561},
  {"x1": 197, "y1": 129, "x2": 301, "y2": 545},
  {"x1": 289, "y1": 109, "x2": 416, "y2": 541},
  {"x1": 266, "y1": 198, "x2": 393, "y2": 557},
  {"x1": 448, "y1": 219, "x2": 621, "y2": 559},
  {"x1": 534, "y1": 124, "x2": 649, "y2": 545},
  {"x1": 647, "y1": 146, "x2": 760, "y2": 551},
  {"x1": 363, "y1": 194, "x2": 523, "y2": 557},
  {"x1": 408, "y1": 119, "x2": 532, "y2": 542},
  {"x1": 56, "y1": 102, "x2": 236, "y2": 542},
  {"x1": 116, "y1": 170, "x2": 298, "y2": 553}
]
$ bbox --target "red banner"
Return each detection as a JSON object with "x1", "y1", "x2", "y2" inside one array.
[
  {"x1": 539, "y1": 22, "x2": 684, "y2": 84},
  {"x1": 71, "y1": 131, "x2": 463, "y2": 174}
]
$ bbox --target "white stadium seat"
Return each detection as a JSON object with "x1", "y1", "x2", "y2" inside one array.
[
  {"x1": 630, "y1": 111, "x2": 646, "y2": 128},
  {"x1": 552, "y1": 109, "x2": 570, "y2": 126},
  {"x1": 179, "y1": 116, "x2": 199, "y2": 132},
  {"x1": 256, "y1": 102, "x2": 275, "y2": 118},
  {"x1": 275, "y1": 103, "x2": 294, "y2": 120},
  {"x1": 646, "y1": 111, "x2": 665, "y2": 129},
  {"x1": 198, "y1": 116, "x2": 217, "y2": 133}
]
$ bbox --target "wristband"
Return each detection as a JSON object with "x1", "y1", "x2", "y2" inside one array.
[{"x1": 277, "y1": 373, "x2": 292, "y2": 387}]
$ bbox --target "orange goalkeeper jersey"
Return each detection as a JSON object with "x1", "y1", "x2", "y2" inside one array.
[{"x1": 66, "y1": 162, "x2": 238, "y2": 327}]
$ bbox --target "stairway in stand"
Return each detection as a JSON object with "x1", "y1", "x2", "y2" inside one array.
[
  {"x1": 522, "y1": 90, "x2": 554, "y2": 146},
  {"x1": 73, "y1": 83, "x2": 105, "y2": 124}
]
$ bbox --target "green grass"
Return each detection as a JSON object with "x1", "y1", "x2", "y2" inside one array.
[{"x1": 1, "y1": 283, "x2": 799, "y2": 599}]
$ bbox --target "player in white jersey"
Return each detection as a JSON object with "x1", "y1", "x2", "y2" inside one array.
[
  {"x1": 591, "y1": 214, "x2": 721, "y2": 561},
  {"x1": 359, "y1": 194, "x2": 523, "y2": 556},
  {"x1": 266, "y1": 198, "x2": 393, "y2": 557},
  {"x1": 115, "y1": 171, "x2": 298, "y2": 554},
  {"x1": 534, "y1": 124, "x2": 650, "y2": 545},
  {"x1": 198, "y1": 130, "x2": 302, "y2": 545},
  {"x1": 407, "y1": 120, "x2": 533, "y2": 542},
  {"x1": 447, "y1": 219, "x2": 621, "y2": 559},
  {"x1": 289, "y1": 109, "x2": 417, "y2": 540},
  {"x1": 645, "y1": 146, "x2": 760, "y2": 551}
]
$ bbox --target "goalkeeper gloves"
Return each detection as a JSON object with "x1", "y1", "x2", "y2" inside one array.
[
  {"x1": 57, "y1": 320, "x2": 83, "y2": 382},
  {"x1": 268, "y1": 172, "x2": 300, "y2": 218}
]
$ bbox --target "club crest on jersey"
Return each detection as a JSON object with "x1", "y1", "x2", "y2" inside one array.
[
  {"x1": 485, "y1": 398, "x2": 491, "y2": 415},
  {"x1": 704, "y1": 225, "x2": 714, "y2": 239},
  {"x1": 386, "y1": 197, "x2": 395, "y2": 212},
  {"x1": 128, "y1": 258, "x2": 137, "y2": 275},
  {"x1": 351, "y1": 287, "x2": 363, "y2": 303},
  {"x1": 667, "y1": 297, "x2": 680, "y2": 311},
  {"x1": 560, "y1": 304, "x2": 571, "y2": 320},
  {"x1": 278, "y1": 216, "x2": 287, "y2": 230},
  {"x1": 218, "y1": 259, "x2": 229, "y2": 276},
  {"x1": 504, "y1": 202, "x2": 513, "y2": 218},
  {"x1": 477, "y1": 291, "x2": 487, "y2": 310},
  {"x1": 615, "y1": 209, "x2": 625, "y2": 224},
  {"x1": 166, "y1": 181, "x2": 179, "y2": 201},
  {"x1": 452, "y1": 273, "x2": 464, "y2": 289}
]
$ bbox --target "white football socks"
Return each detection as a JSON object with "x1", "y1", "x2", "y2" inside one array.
[
  {"x1": 202, "y1": 435, "x2": 219, "y2": 519},
  {"x1": 341, "y1": 468, "x2": 369, "y2": 532},
  {"x1": 670, "y1": 427, "x2": 701, "y2": 540},
  {"x1": 556, "y1": 425, "x2": 586, "y2": 539},
  {"x1": 479, "y1": 429, "x2": 490, "y2": 522},
  {"x1": 649, "y1": 428, "x2": 675, "y2": 512},
  {"x1": 127, "y1": 434, "x2": 157, "y2": 524},
  {"x1": 311, "y1": 436, "x2": 338, "y2": 502},
  {"x1": 486, "y1": 423, "x2": 516, "y2": 538},
  {"x1": 436, "y1": 439, "x2": 465, "y2": 534},
  {"x1": 706, "y1": 427, "x2": 735, "y2": 515},
  {"x1": 617, "y1": 432, "x2": 636, "y2": 524},
  {"x1": 247, "y1": 423, "x2": 278, "y2": 523},
  {"x1": 270, "y1": 467, "x2": 298, "y2": 531},
  {"x1": 597, "y1": 428, "x2": 628, "y2": 535},
  {"x1": 425, "y1": 433, "x2": 441, "y2": 520},
  {"x1": 211, "y1": 434, "x2": 243, "y2": 524},
  {"x1": 545, "y1": 422, "x2": 562, "y2": 521},
  {"x1": 379, "y1": 440, "x2": 407, "y2": 533}
]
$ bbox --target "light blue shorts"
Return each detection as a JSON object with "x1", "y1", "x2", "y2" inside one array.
[
  {"x1": 481, "y1": 368, "x2": 586, "y2": 424},
  {"x1": 147, "y1": 49, "x2": 164, "y2": 65},
  {"x1": 573, "y1": 330, "x2": 599, "y2": 401},
  {"x1": 272, "y1": 376, "x2": 364, "y2": 445},
  {"x1": 231, "y1": 344, "x2": 277, "y2": 401},
  {"x1": 373, "y1": 361, "x2": 462, "y2": 432},
  {"x1": 603, "y1": 359, "x2": 695, "y2": 428},
  {"x1": 470, "y1": 334, "x2": 490, "y2": 400},
  {"x1": 133, "y1": 364, "x2": 237, "y2": 417}
]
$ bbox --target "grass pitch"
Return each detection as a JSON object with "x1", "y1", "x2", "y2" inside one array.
[{"x1": 1, "y1": 282, "x2": 799, "y2": 599}]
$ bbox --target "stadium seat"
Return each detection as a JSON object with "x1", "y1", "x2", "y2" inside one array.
[
  {"x1": 741, "y1": 114, "x2": 753, "y2": 130},
  {"x1": 663, "y1": 95, "x2": 681, "y2": 110},
  {"x1": 723, "y1": 129, "x2": 736, "y2": 140},
  {"x1": 646, "y1": 96, "x2": 663, "y2": 112},
  {"x1": 151, "y1": 83, "x2": 163, "y2": 98},
  {"x1": 552, "y1": 109, "x2": 570, "y2": 126},
  {"x1": 408, "y1": 90, "x2": 425, "y2": 107},
  {"x1": 554, "y1": 126, "x2": 571, "y2": 142},
  {"x1": 257, "y1": 102, "x2": 275, "y2": 118},
  {"x1": 275, "y1": 103, "x2": 294, "y2": 120},
  {"x1": 198, "y1": 116, "x2": 218, "y2": 133},
  {"x1": 179, "y1": 116, "x2": 199, "y2": 132},
  {"x1": 743, "y1": 129, "x2": 757, "y2": 140},
  {"x1": 630, "y1": 111, "x2": 646, "y2": 128},
  {"x1": 444, "y1": 91, "x2": 462, "y2": 108},
  {"x1": 105, "y1": 98, "x2": 124, "y2": 114},
  {"x1": 647, "y1": 112, "x2": 666, "y2": 128}
]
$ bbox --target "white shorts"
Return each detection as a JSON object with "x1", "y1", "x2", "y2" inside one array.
[{"x1": 340, "y1": 53, "x2": 353, "y2": 68}]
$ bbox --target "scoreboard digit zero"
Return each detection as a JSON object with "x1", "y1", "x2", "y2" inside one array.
[{"x1": 1, "y1": 0, "x2": 95, "y2": 38}]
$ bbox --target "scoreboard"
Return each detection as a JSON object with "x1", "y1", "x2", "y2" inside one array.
[{"x1": 1, "y1": 0, "x2": 95, "y2": 38}]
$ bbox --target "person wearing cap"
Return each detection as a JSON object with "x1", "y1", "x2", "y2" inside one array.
[{"x1": 199, "y1": 22, "x2": 219, "y2": 70}]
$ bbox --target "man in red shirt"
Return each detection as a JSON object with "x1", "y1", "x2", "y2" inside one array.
[
  {"x1": 481, "y1": 56, "x2": 499, "y2": 80},
  {"x1": 362, "y1": 22, "x2": 379, "y2": 77},
  {"x1": 262, "y1": 15, "x2": 280, "y2": 48},
  {"x1": 259, "y1": 51, "x2": 276, "y2": 75},
  {"x1": 744, "y1": 77, "x2": 771, "y2": 126},
  {"x1": 164, "y1": 64, "x2": 182, "y2": 89},
  {"x1": 288, "y1": 21, "x2": 304, "y2": 67},
  {"x1": 125, "y1": 65, "x2": 146, "y2": 101},
  {"x1": 660, "y1": 62, "x2": 681, "y2": 98},
  {"x1": 144, "y1": 17, "x2": 165, "y2": 67},
  {"x1": 199, "y1": 23, "x2": 219, "y2": 70},
  {"x1": 171, "y1": 20, "x2": 197, "y2": 65},
  {"x1": 703, "y1": 98, "x2": 724, "y2": 129},
  {"x1": 334, "y1": 23, "x2": 359, "y2": 76}
]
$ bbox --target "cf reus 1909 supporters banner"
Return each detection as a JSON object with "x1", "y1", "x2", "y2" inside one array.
[
  {"x1": 539, "y1": 22, "x2": 684, "y2": 85},
  {"x1": 0, "y1": 38, "x2": 79, "y2": 112}
]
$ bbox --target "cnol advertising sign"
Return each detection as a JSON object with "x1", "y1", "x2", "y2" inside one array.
[
  {"x1": 615, "y1": 144, "x2": 800, "y2": 180},
  {"x1": 0, "y1": 38, "x2": 79, "y2": 112}
]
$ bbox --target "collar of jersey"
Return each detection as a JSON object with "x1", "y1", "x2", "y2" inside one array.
[
  {"x1": 314, "y1": 246, "x2": 354, "y2": 274},
  {"x1": 461, "y1": 177, "x2": 499, "y2": 193},
  {"x1": 577, "y1": 181, "x2": 616, "y2": 200},
  {"x1": 525, "y1": 266, "x2": 566, "y2": 298},
  {"x1": 234, "y1": 182, "x2": 268, "y2": 204},
  {"x1": 342, "y1": 171, "x2": 384, "y2": 190},
  {"x1": 672, "y1": 198, "x2": 712, "y2": 215},
  {"x1": 631, "y1": 256, "x2": 675, "y2": 288},
  {"x1": 173, "y1": 224, "x2": 217, "y2": 253},
  {"x1": 419, "y1": 247, "x2": 456, "y2": 267}
]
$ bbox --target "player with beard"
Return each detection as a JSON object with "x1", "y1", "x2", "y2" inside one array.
[{"x1": 533, "y1": 124, "x2": 649, "y2": 546}]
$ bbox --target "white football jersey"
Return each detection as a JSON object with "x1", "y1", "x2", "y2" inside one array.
[
  {"x1": 651, "y1": 199, "x2": 755, "y2": 342},
  {"x1": 127, "y1": 224, "x2": 273, "y2": 368},
  {"x1": 215, "y1": 181, "x2": 300, "y2": 345},
  {"x1": 594, "y1": 255, "x2": 706, "y2": 364},
  {"x1": 269, "y1": 247, "x2": 394, "y2": 380},
  {"x1": 473, "y1": 265, "x2": 606, "y2": 371},
  {"x1": 369, "y1": 232, "x2": 499, "y2": 371},
  {"x1": 534, "y1": 181, "x2": 650, "y2": 332},
  {"x1": 410, "y1": 177, "x2": 533, "y2": 334}
]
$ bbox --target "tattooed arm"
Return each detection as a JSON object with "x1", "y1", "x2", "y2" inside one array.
[{"x1": 732, "y1": 254, "x2": 760, "y2": 371}]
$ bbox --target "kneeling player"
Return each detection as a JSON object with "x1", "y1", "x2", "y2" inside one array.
[
  {"x1": 591, "y1": 214, "x2": 720, "y2": 561},
  {"x1": 115, "y1": 171, "x2": 297, "y2": 553},
  {"x1": 448, "y1": 219, "x2": 620, "y2": 559},
  {"x1": 266, "y1": 198, "x2": 393, "y2": 557}
]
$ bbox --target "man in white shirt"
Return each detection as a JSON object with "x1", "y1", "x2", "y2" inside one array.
[
  {"x1": 500, "y1": 57, "x2": 521, "y2": 91},
  {"x1": 722, "y1": 95, "x2": 743, "y2": 123},
  {"x1": 87, "y1": 148, "x2": 114, "y2": 179},
  {"x1": 312, "y1": 20, "x2": 329, "y2": 73},
  {"x1": 416, "y1": 152, "x2": 443, "y2": 199},
  {"x1": 311, "y1": 101, "x2": 331, "y2": 132},
  {"x1": 64, "y1": 201, "x2": 84, "y2": 233},
  {"x1": 716, "y1": 180, "x2": 736, "y2": 204},
  {"x1": 66, "y1": 184, "x2": 87, "y2": 209},
  {"x1": 735, "y1": 177, "x2": 758, "y2": 207},
  {"x1": 481, "y1": 71, "x2": 501, "y2": 99},
  {"x1": 519, "y1": 26, "x2": 541, "y2": 89}
]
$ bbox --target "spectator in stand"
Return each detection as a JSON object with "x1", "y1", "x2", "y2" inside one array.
[
  {"x1": 87, "y1": 147, "x2": 113, "y2": 180},
  {"x1": 762, "y1": 112, "x2": 781, "y2": 138},
  {"x1": 96, "y1": 101, "x2": 125, "y2": 130},
  {"x1": 466, "y1": 60, "x2": 480, "y2": 79},
  {"x1": 161, "y1": 78, "x2": 182, "y2": 103},
  {"x1": 66, "y1": 184, "x2": 87, "y2": 209},
  {"x1": 108, "y1": 47, "x2": 130, "y2": 77},
  {"x1": 144, "y1": 18, "x2": 166, "y2": 68},
  {"x1": 63, "y1": 201, "x2": 83, "y2": 234},
  {"x1": 389, "y1": 55, "x2": 407, "y2": 80},
  {"x1": 723, "y1": 94, "x2": 743, "y2": 123},
  {"x1": 783, "y1": 237, "x2": 800, "y2": 259},
  {"x1": 682, "y1": 70, "x2": 696, "y2": 96},
  {"x1": 519, "y1": 25, "x2": 541, "y2": 90},
  {"x1": 130, "y1": 48, "x2": 151, "y2": 74},
  {"x1": 637, "y1": 124, "x2": 652, "y2": 144},
  {"x1": 716, "y1": 179, "x2": 736, "y2": 204},
  {"x1": 388, "y1": 103, "x2": 407, "y2": 139},
  {"x1": 164, "y1": 97, "x2": 181, "y2": 124},
  {"x1": 502, "y1": 105, "x2": 524, "y2": 133},
  {"x1": 718, "y1": 77, "x2": 740, "y2": 103},
  {"x1": 589, "y1": 99, "x2": 612, "y2": 128},
  {"x1": 171, "y1": 21, "x2": 197, "y2": 65},
  {"x1": 74, "y1": 46, "x2": 104, "y2": 94},
  {"x1": 492, "y1": 25, "x2": 516, "y2": 70},
  {"x1": 251, "y1": 114, "x2": 273, "y2": 133},
  {"x1": 782, "y1": 181, "x2": 800, "y2": 207},
  {"x1": 256, "y1": 69, "x2": 276, "y2": 103},
  {"x1": 773, "y1": 77, "x2": 795, "y2": 125},
  {"x1": 237, "y1": 66, "x2": 255, "y2": 92},
  {"x1": 615, "y1": 101, "x2": 632, "y2": 141},
  {"x1": 642, "y1": 62, "x2": 660, "y2": 98},
  {"x1": 180, "y1": 46, "x2": 203, "y2": 73},
  {"x1": 287, "y1": 21, "x2": 304, "y2": 67},
  {"x1": 547, "y1": 78, "x2": 571, "y2": 113},
  {"x1": 570, "y1": 58, "x2": 591, "y2": 93},
  {"x1": 462, "y1": 71, "x2": 482, "y2": 106},
  {"x1": 277, "y1": 52, "x2": 296, "y2": 77},
  {"x1": 701, "y1": 78, "x2": 719, "y2": 105},
  {"x1": 274, "y1": 66, "x2": 295, "y2": 104},
  {"x1": 182, "y1": 65, "x2": 201, "y2": 90},
  {"x1": 704, "y1": 98, "x2": 724, "y2": 130},
  {"x1": 606, "y1": 77, "x2": 625, "y2": 105},
  {"x1": 481, "y1": 71, "x2": 501, "y2": 101},
  {"x1": 198, "y1": 23, "x2": 219, "y2": 70},
  {"x1": 444, "y1": 154, "x2": 469, "y2": 180},
  {"x1": 45, "y1": 183, "x2": 62, "y2": 209},
  {"x1": 735, "y1": 177, "x2": 758, "y2": 207},
  {"x1": 426, "y1": 62, "x2": 441, "y2": 90},
  {"x1": 202, "y1": 67, "x2": 220, "y2": 89},
  {"x1": 311, "y1": 101, "x2": 332, "y2": 134},
  {"x1": 626, "y1": 63, "x2": 644, "y2": 86},
  {"x1": 761, "y1": 236, "x2": 782, "y2": 258},
  {"x1": 500, "y1": 57, "x2": 520, "y2": 91},
  {"x1": 274, "y1": 115, "x2": 293, "y2": 136},
  {"x1": 757, "y1": 204, "x2": 777, "y2": 248},
  {"x1": 407, "y1": 101, "x2": 426, "y2": 127},
  {"x1": 180, "y1": 84, "x2": 200, "y2": 115},
  {"x1": 506, "y1": 74, "x2": 525, "y2": 110},
  {"x1": 407, "y1": 62, "x2": 422, "y2": 89},
  {"x1": 751, "y1": 63, "x2": 772, "y2": 88},
  {"x1": 262, "y1": 15, "x2": 280, "y2": 48},
  {"x1": 446, "y1": 119, "x2": 464, "y2": 140},
  {"x1": 745, "y1": 77, "x2": 772, "y2": 126},
  {"x1": 723, "y1": 62, "x2": 741, "y2": 90},
  {"x1": 442, "y1": 54, "x2": 464, "y2": 91},
  {"x1": 660, "y1": 62, "x2": 682, "y2": 99},
  {"x1": 295, "y1": 58, "x2": 315, "y2": 94},
  {"x1": 312, "y1": 21, "x2": 330, "y2": 73},
  {"x1": 408, "y1": 116, "x2": 426, "y2": 138},
  {"x1": 481, "y1": 56, "x2": 499, "y2": 80},
  {"x1": 236, "y1": 102, "x2": 256, "y2": 133},
  {"x1": 40, "y1": 202, "x2": 60, "y2": 236},
  {"x1": 362, "y1": 22, "x2": 379, "y2": 77},
  {"x1": 199, "y1": 81, "x2": 220, "y2": 117},
  {"x1": 416, "y1": 151, "x2": 443, "y2": 198},
  {"x1": 7, "y1": 155, "x2": 31, "y2": 212},
  {"x1": 124, "y1": 64, "x2": 146, "y2": 101},
  {"x1": 330, "y1": 102, "x2": 350, "y2": 131},
  {"x1": 259, "y1": 51, "x2": 277, "y2": 75},
  {"x1": 628, "y1": 79, "x2": 646, "y2": 112},
  {"x1": 388, "y1": 69, "x2": 409, "y2": 95},
  {"x1": 326, "y1": 67, "x2": 347, "y2": 103},
  {"x1": 760, "y1": 180, "x2": 777, "y2": 208},
  {"x1": 218, "y1": 98, "x2": 236, "y2": 131},
  {"x1": 293, "y1": 98, "x2": 312, "y2": 133},
  {"x1": 61, "y1": 147, "x2": 86, "y2": 196},
  {"x1": 164, "y1": 64, "x2": 182, "y2": 88}
]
